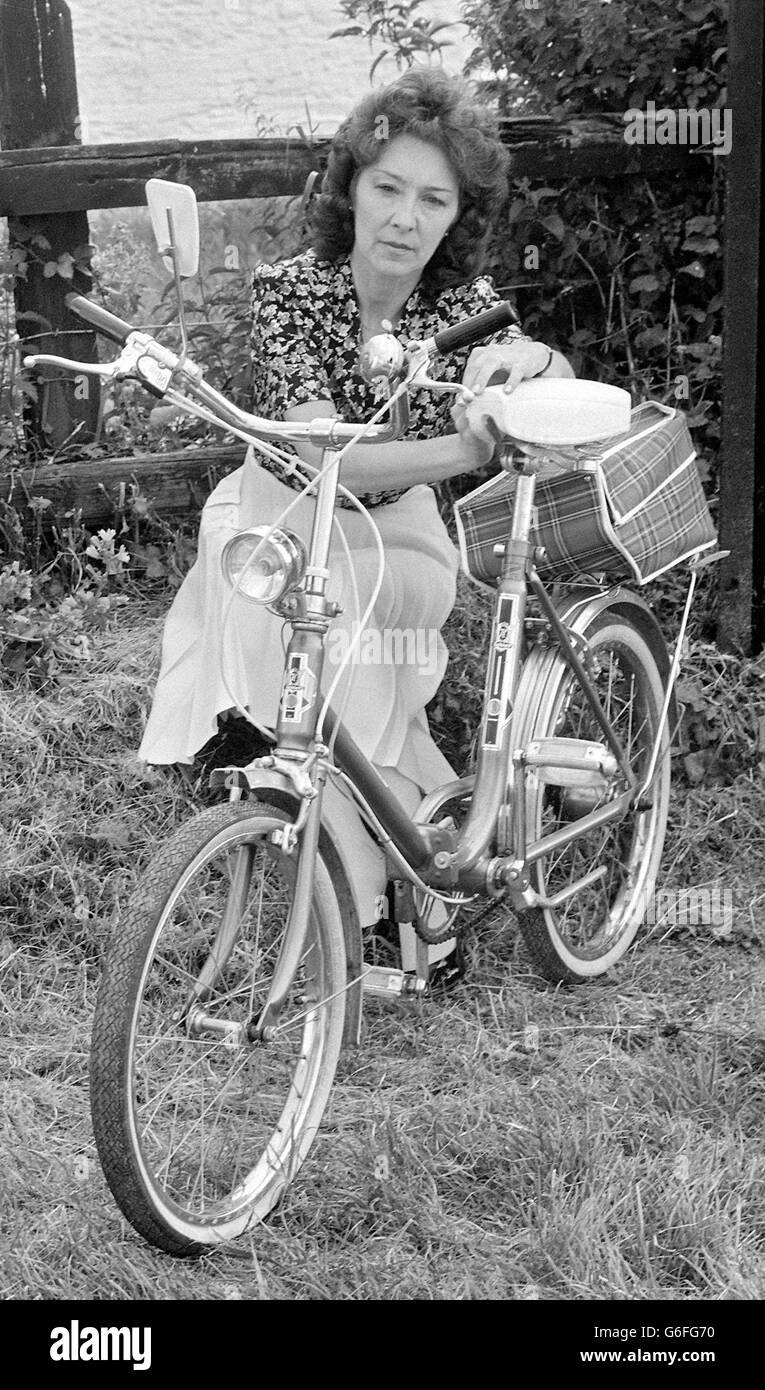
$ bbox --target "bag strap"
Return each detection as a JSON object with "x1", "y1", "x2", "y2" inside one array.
[{"x1": 597, "y1": 401, "x2": 677, "y2": 462}]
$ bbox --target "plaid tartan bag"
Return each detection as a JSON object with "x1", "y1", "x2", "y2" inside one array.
[{"x1": 454, "y1": 401, "x2": 717, "y2": 587}]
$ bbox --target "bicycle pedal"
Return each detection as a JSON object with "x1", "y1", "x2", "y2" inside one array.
[{"x1": 362, "y1": 965, "x2": 427, "y2": 1000}]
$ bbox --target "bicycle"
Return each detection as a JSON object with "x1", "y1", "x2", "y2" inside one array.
[{"x1": 24, "y1": 180, "x2": 719, "y2": 1256}]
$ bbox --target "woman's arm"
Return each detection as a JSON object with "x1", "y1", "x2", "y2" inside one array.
[
  {"x1": 281, "y1": 335, "x2": 573, "y2": 493},
  {"x1": 282, "y1": 397, "x2": 494, "y2": 494}
]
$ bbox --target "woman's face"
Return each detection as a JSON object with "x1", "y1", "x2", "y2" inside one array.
[{"x1": 350, "y1": 133, "x2": 460, "y2": 287}]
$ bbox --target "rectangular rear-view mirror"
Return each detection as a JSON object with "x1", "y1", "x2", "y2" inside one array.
[{"x1": 145, "y1": 179, "x2": 200, "y2": 278}]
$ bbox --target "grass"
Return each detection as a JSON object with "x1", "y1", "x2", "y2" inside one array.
[{"x1": 1, "y1": 580, "x2": 764, "y2": 1301}]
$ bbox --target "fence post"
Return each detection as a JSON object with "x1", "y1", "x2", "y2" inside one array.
[
  {"x1": 719, "y1": 0, "x2": 764, "y2": 653},
  {"x1": 0, "y1": 0, "x2": 99, "y2": 451}
]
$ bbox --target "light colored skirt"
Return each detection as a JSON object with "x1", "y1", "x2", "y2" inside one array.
[{"x1": 138, "y1": 451, "x2": 461, "y2": 794}]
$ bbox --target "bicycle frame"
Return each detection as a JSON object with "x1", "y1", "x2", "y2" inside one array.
[
  {"x1": 25, "y1": 286, "x2": 694, "y2": 1029},
  {"x1": 216, "y1": 438, "x2": 682, "y2": 1037}
]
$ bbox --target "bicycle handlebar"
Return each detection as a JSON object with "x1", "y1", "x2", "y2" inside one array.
[
  {"x1": 29, "y1": 294, "x2": 521, "y2": 449},
  {"x1": 65, "y1": 292, "x2": 135, "y2": 345},
  {"x1": 432, "y1": 300, "x2": 517, "y2": 355}
]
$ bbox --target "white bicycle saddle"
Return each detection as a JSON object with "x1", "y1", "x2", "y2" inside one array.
[{"x1": 466, "y1": 378, "x2": 632, "y2": 448}]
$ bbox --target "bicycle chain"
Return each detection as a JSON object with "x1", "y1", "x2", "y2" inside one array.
[{"x1": 412, "y1": 890, "x2": 500, "y2": 946}]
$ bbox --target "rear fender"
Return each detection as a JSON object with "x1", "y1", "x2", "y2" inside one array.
[{"x1": 549, "y1": 585, "x2": 678, "y2": 743}]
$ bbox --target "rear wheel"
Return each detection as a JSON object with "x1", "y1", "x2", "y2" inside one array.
[
  {"x1": 90, "y1": 802, "x2": 346, "y2": 1255},
  {"x1": 516, "y1": 618, "x2": 670, "y2": 981}
]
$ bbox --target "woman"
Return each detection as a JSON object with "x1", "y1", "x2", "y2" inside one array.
[{"x1": 139, "y1": 68, "x2": 572, "y2": 960}]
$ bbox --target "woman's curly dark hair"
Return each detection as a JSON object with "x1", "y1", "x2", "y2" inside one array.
[{"x1": 309, "y1": 68, "x2": 509, "y2": 299}]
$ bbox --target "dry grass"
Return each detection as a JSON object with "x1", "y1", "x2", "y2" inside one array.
[{"x1": 1, "y1": 589, "x2": 764, "y2": 1300}]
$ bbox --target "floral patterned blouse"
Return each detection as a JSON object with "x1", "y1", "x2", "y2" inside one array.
[{"x1": 250, "y1": 250, "x2": 519, "y2": 509}]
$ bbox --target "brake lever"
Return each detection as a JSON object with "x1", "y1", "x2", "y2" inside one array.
[
  {"x1": 23, "y1": 352, "x2": 121, "y2": 378},
  {"x1": 405, "y1": 344, "x2": 471, "y2": 399},
  {"x1": 25, "y1": 333, "x2": 181, "y2": 400}
]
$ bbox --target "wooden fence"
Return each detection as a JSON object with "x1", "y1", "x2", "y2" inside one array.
[{"x1": 0, "y1": 0, "x2": 763, "y2": 653}]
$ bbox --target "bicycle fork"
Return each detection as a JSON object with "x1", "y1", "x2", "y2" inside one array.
[{"x1": 243, "y1": 451, "x2": 344, "y2": 1040}]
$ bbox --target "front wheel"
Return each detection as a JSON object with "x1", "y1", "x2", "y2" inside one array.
[
  {"x1": 90, "y1": 802, "x2": 346, "y2": 1255},
  {"x1": 515, "y1": 617, "x2": 671, "y2": 982}
]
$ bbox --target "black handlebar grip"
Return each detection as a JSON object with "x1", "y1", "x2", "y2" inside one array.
[
  {"x1": 65, "y1": 292, "x2": 135, "y2": 345},
  {"x1": 432, "y1": 300, "x2": 517, "y2": 355}
]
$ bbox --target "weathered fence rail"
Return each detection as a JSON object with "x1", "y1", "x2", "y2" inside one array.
[
  {"x1": 1, "y1": 445, "x2": 244, "y2": 525},
  {"x1": 0, "y1": 138, "x2": 322, "y2": 216},
  {"x1": 0, "y1": 118, "x2": 695, "y2": 218}
]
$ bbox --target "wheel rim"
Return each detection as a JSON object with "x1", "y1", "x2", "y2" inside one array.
[
  {"x1": 531, "y1": 630, "x2": 668, "y2": 962},
  {"x1": 126, "y1": 824, "x2": 334, "y2": 1240}
]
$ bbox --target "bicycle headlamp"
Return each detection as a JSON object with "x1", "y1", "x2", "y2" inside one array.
[{"x1": 221, "y1": 526, "x2": 307, "y2": 605}]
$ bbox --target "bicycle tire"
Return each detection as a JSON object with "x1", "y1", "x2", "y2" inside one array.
[
  {"x1": 90, "y1": 801, "x2": 346, "y2": 1255},
  {"x1": 514, "y1": 617, "x2": 671, "y2": 982}
]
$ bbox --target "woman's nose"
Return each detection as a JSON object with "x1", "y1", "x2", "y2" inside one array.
[{"x1": 390, "y1": 197, "x2": 417, "y2": 230}]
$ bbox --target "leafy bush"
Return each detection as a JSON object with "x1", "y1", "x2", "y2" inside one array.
[
  {"x1": 486, "y1": 176, "x2": 722, "y2": 469},
  {"x1": 0, "y1": 483, "x2": 202, "y2": 685},
  {"x1": 0, "y1": 504, "x2": 130, "y2": 684},
  {"x1": 461, "y1": 0, "x2": 727, "y2": 115},
  {"x1": 0, "y1": 223, "x2": 39, "y2": 455},
  {"x1": 90, "y1": 220, "x2": 156, "y2": 324},
  {"x1": 331, "y1": 0, "x2": 459, "y2": 76}
]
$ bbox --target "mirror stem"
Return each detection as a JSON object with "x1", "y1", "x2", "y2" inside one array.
[{"x1": 165, "y1": 206, "x2": 189, "y2": 357}]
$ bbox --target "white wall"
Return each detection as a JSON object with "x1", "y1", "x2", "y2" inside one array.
[{"x1": 65, "y1": 0, "x2": 472, "y2": 143}]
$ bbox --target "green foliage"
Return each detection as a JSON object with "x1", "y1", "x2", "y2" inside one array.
[
  {"x1": 489, "y1": 177, "x2": 723, "y2": 461},
  {"x1": 0, "y1": 225, "x2": 38, "y2": 455},
  {"x1": 461, "y1": 0, "x2": 727, "y2": 115},
  {"x1": 0, "y1": 503, "x2": 130, "y2": 684},
  {"x1": 90, "y1": 220, "x2": 155, "y2": 323},
  {"x1": 5, "y1": 218, "x2": 96, "y2": 285},
  {"x1": 0, "y1": 486, "x2": 201, "y2": 685},
  {"x1": 1, "y1": 223, "x2": 96, "y2": 448},
  {"x1": 464, "y1": 1, "x2": 726, "y2": 474},
  {"x1": 332, "y1": 0, "x2": 459, "y2": 77}
]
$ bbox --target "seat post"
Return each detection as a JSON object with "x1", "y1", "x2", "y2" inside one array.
[{"x1": 498, "y1": 454, "x2": 538, "y2": 587}]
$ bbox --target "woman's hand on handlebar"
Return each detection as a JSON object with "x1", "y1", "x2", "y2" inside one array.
[{"x1": 462, "y1": 338, "x2": 568, "y2": 396}]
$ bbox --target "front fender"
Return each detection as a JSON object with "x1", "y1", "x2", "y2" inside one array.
[{"x1": 210, "y1": 765, "x2": 366, "y2": 1046}]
